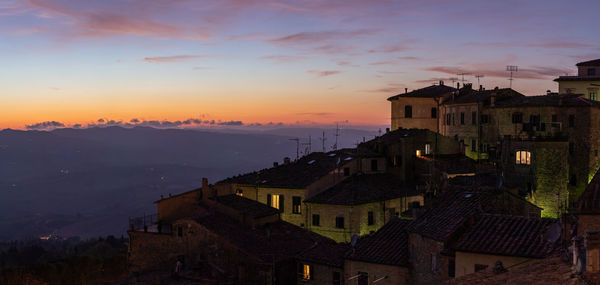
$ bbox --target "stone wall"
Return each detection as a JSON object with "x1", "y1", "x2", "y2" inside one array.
[
  {"x1": 391, "y1": 97, "x2": 439, "y2": 132},
  {"x1": 408, "y1": 233, "x2": 446, "y2": 284}
]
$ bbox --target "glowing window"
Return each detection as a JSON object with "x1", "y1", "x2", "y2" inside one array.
[
  {"x1": 515, "y1": 151, "x2": 531, "y2": 165},
  {"x1": 235, "y1": 189, "x2": 243, "y2": 197},
  {"x1": 416, "y1": 150, "x2": 421, "y2": 156},
  {"x1": 425, "y1": 144, "x2": 431, "y2": 155},
  {"x1": 270, "y1": 194, "x2": 280, "y2": 209},
  {"x1": 303, "y1": 264, "x2": 311, "y2": 280}
]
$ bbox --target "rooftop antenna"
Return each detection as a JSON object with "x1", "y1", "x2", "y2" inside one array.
[
  {"x1": 319, "y1": 131, "x2": 327, "y2": 152},
  {"x1": 301, "y1": 135, "x2": 312, "y2": 155},
  {"x1": 457, "y1": 72, "x2": 471, "y2": 84},
  {"x1": 449, "y1": 77, "x2": 459, "y2": 86},
  {"x1": 332, "y1": 123, "x2": 341, "y2": 151},
  {"x1": 475, "y1": 75, "x2": 484, "y2": 87},
  {"x1": 289, "y1": 138, "x2": 299, "y2": 160},
  {"x1": 506, "y1": 65, "x2": 518, "y2": 89}
]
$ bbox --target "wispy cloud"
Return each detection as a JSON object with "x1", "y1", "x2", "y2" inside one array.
[
  {"x1": 368, "y1": 45, "x2": 409, "y2": 53},
  {"x1": 425, "y1": 65, "x2": 573, "y2": 80},
  {"x1": 26, "y1": 121, "x2": 65, "y2": 130},
  {"x1": 261, "y1": 55, "x2": 306, "y2": 63},
  {"x1": 143, "y1": 55, "x2": 209, "y2": 63},
  {"x1": 296, "y1": 112, "x2": 335, "y2": 117},
  {"x1": 307, "y1": 70, "x2": 341, "y2": 77},
  {"x1": 397, "y1": 56, "x2": 419, "y2": 61}
]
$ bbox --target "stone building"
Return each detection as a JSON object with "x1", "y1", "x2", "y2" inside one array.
[
  {"x1": 344, "y1": 218, "x2": 412, "y2": 285},
  {"x1": 555, "y1": 59, "x2": 600, "y2": 100},
  {"x1": 451, "y1": 214, "x2": 557, "y2": 278},
  {"x1": 439, "y1": 86, "x2": 524, "y2": 160},
  {"x1": 216, "y1": 149, "x2": 386, "y2": 227},
  {"x1": 388, "y1": 83, "x2": 456, "y2": 132},
  {"x1": 129, "y1": 179, "x2": 335, "y2": 284},
  {"x1": 295, "y1": 242, "x2": 348, "y2": 285},
  {"x1": 304, "y1": 173, "x2": 423, "y2": 242}
]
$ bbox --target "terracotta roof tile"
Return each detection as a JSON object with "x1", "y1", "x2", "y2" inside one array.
[
  {"x1": 214, "y1": 194, "x2": 280, "y2": 218},
  {"x1": 345, "y1": 218, "x2": 412, "y2": 266}
]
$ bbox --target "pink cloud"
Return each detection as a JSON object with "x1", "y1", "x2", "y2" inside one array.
[
  {"x1": 307, "y1": 70, "x2": 341, "y2": 77},
  {"x1": 368, "y1": 45, "x2": 409, "y2": 53},
  {"x1": 369, "y1": 61, "x2": 396, "y2": 66},
  {"x1": 261, "y1": 55, "x2": 306, "y2": 62},
  {"x1": 397, "y1": 56, "x2": 420, "y2": 60},
  {"x1": 269, "y1": 30, "x2": 372, "y2": 45}
]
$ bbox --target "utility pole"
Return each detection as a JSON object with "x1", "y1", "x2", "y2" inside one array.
[
  {"x1": 301, "y1": 136, "x2": 312, "y2": 155},
  {"x1": 319, "y1": 132, "x2": 327, "y2": 152},
  {"x1": 506, "y1": 65, "x2": 518, "y2": 89}
]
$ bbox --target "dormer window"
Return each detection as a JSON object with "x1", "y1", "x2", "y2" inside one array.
[{"x1": 515, "y1": 150, "x2": 531, "y2": 165}]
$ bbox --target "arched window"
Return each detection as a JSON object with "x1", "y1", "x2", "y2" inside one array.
[{"x1": 515, "y1": 150, "x2": 531, "y2": 165}]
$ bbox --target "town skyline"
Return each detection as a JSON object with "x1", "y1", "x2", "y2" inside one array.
[{"x1": 2, "y1": 0, "x2": 600, "y2": 129}]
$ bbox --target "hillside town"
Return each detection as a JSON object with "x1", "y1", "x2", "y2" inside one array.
[{"x1": 127, "y1": 59, "x2": 600, "y2": 284}]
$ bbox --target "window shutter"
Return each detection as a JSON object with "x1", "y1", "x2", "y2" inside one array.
[
  {"x1": 267, "y1": 194, "x2": 272, "y2": 207},
  {"x1": 279, "y1": 195, "x2": 284, "y2": 212}
]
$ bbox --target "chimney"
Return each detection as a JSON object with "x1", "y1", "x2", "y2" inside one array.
[
  {"x1": 405, "y1": 88, "x2": 408, "y2": 94},
  {"x1": 479, "y1": 85, "x2": 483, "y2": 91},
  {"x1": 273, "y1": 162, "x2": 279, "y2": 167},
  {"x1": 547, "y1": 90, "x2": 552, "y2": 95},
  {"x1": 439, "y1": 80, "x2": 444, "y2": 86},
  {"x1": 385, "y1": 127, "x2": 390, "y2": 133},
  {"x1": 457, "y1": 82, "x2": 460, "y2": 89},
  {"x1": 283, "y1": 157, "x2": 291, "y2": 165}
]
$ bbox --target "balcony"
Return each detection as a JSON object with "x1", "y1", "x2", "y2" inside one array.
[{"x1": 128, "y1": 213, "x2": 172, "y2": 234}]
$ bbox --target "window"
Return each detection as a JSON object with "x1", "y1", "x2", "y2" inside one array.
[
  {"x1": 368, "y1": 211, "x2": 374, "y2": 225},
  {"x1": 393, "y1": 155, "x2": 402, "y2": 166},
  {"x1": 471, "y1": 139, "x2": 476, "y2": 153},
  {"x1": 480, "y1": 114, "x2": 489, "y2": 124},
  {"x1": 591, "y1": 92, "x2": 598, "y2": 101},
  {"x1": 530, "y1": 114, "x2": 540, "y2": 129},
  {"x1": 292, "y1": 196, "x2": 301, "y2": 214},
  {"x1": 475, "y1": 264, "x2": 489, "y2": 272},
  {"x1": 333, "y1": 271, "x2": 341, "y2": 285},
  {"x1": 312, "y1": 214, "x2": 320, "y2": 226},
  {"x1": 460, "y1": 112, "x2": 465, "y2": 125},
  {"x1": 302, "y1": 264, "x2": 311, "y2": 280},
  {"x1": 431, "y1": 107, "x2": 437, "y2": 118},
  {"x1": 267, "y1": 194, "x2": 283, "y2": 211},
  {"x1": 552, "y1": 114, "x2": 558, "y2": 122},
  {"x1": 588, "y1": 68, "x2": 596, "y2": 76},
  {"x1": 371, "y1": 159, "x2": 378, "y2": 171},
  {"x1": 405, "y1": 105, "x2": 412, "y2": 118},
  {"x1": 358, "y1": 272, "x2": 368, "y2": 285},
  {"x1": 235, "y1": 189, "x2": 243, "y2": 197},
  {"x1": 472, "y1": 111, "x2": 477, "y2": 125},
  {"x1": 482, "y1": 143, "x2": 488, "y2": 153},
  {"x1": 515, "y1": 150, "x2": 531, "y2": 165},
  {"x1": 425, "y1": 143, "x2": 431, "y2": 155},
  {"x1": 343, "y1": 167, "x2": 350, "y2": 176},
  {"x1": 335, "y1": 217, "x2": 344, "y2": 229},
  {"x1": 569, "y1": 142, "x2": 574, "y2": 155},
  {"x1": 452, "y1": 113, "x2": 455, "y2": 125},
  {"x1": 448, "y1": 258, "x2": 456, "y2": 278},
  {"x1": 446, "y1": 114, "x2": 451, "y2": 125},
  {"x1": 512, "y1": 112, "x2": 523, "y2": 123},
  {"x1": 431, "y1": 254, "x2": 437, "y2": 272},
  {"x1": 569, "y1": 115, "x2": 575, "y2": 128}
]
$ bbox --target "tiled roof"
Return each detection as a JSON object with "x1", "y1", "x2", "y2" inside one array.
[
  {"x1": 573, "y1": 168, "x2": 600, "y2": 214},
  {"x1": 296, "y1": 242, "x2": 349, "y2": 267},
  {"x1": 194, "y1": 213, "x2": 334, "y2": 263},
  {"x1": 442, "y1": 87, "x2": 524, "y2": 105},
  {"x1": 453, "y1": 214, "x2": 557, "y2": 258},
  {"x1": 387, "y1": 85, "x2": 456, "y2": 100},
  {"x1": 554, "y1": 76, "x2": 600, "y2": 82},
  {"x1": 345, "y1": 218, "x2": 412, "y2": 266},
  {"x1": 576, "y1": 59, "x2": 600, "y2": 66},
  {"x1": 359, "y1": 128, "x2": 432, "y2": 148},
  {"x1": 214, "y1": 194, "x2": 280, "y2": 218},
  {"x1": 218, "y1": 149, "x2": 369, "y2": 189},
  {"x1": 407, "y1": 188, "x2": 497, "y2": 242},
  {"x1": 493, "y1": 94, "x2": 600, "y2": 108},
  {"x1": 445, "y1": 256, "x2": 584, "y2": 285},
  {"x1": 418, "y1": 154, "x2": 476, "y2": 175},
  {"x1": 304, "y1": 173, "x2": 421, "y2": 205}
]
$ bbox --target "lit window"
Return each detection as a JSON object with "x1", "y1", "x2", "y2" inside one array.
[
  {"x1": 270, "y1": 194, "x2": 280, "y2": 209},
  {"x1": 292, "y1": 196, "x2": 301, "y2": 214},
  {"x1": 591, "y1": 92, "x2": 598, "y2": 101},
  {"x1": 416, "y1": 150, "x2": 421, "y2": 156},
  {"x1": 515, "y1": 151, "x2": 531, "y2": 165},
  {"x1": 235, "y1": 189, "x2": 243, "y2": 197},
  {"x1": 425, "y1": 144, "x2": 431, "y2": 155},
  {"x1": 303, "y1": 264, "x2": 311, "y2": 280}
]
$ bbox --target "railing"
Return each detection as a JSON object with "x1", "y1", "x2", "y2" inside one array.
[{"x1": 128, "y1": 213, "x2": 171, "y2": 234}]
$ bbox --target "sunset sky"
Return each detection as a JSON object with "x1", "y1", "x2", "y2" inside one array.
[{"x1": 1, "y1": 0, "x2": 599, "y2": 130}]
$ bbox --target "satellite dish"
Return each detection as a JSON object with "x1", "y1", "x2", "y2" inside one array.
[
  {"x1": 350, "y1": 235, "x2": 358, "y2": 247},
  {"x1": 545, "y1": 223, "x2": 562, "y2": 243}
]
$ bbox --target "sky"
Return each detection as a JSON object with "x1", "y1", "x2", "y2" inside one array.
[{"x1": 1, "y1": 0, "x2": 599, "y2": 130}]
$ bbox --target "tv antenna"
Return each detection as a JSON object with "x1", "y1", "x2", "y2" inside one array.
[
  {"x1": 449, "y1": 77, "x2": 459, "y2": 85},
  {"x1": 475, "y1": 75, "x2": 484, "y2": 87},
  {"x1": 457, "y1": 72, "x2": 471, "y2": 84},
  {"x1": 506, "y1": 65, "x2": 518, "y2": 89},
  {"x1": 318, "y1": 131, "x2": 327, "y2": 152},
  {"x1": 332, "y1": 123, "x2": 341, "y2": 151},
  {"x1": 289, "y1": 138, "x2": 299, "y2": 160},
  {"x1": 301, "y1": 135, "x2": 312, "y2": 155}
]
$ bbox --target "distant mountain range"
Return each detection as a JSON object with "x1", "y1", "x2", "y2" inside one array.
[{"x1": 0, "y1": 126, "x2": 379, "y2": 240}]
